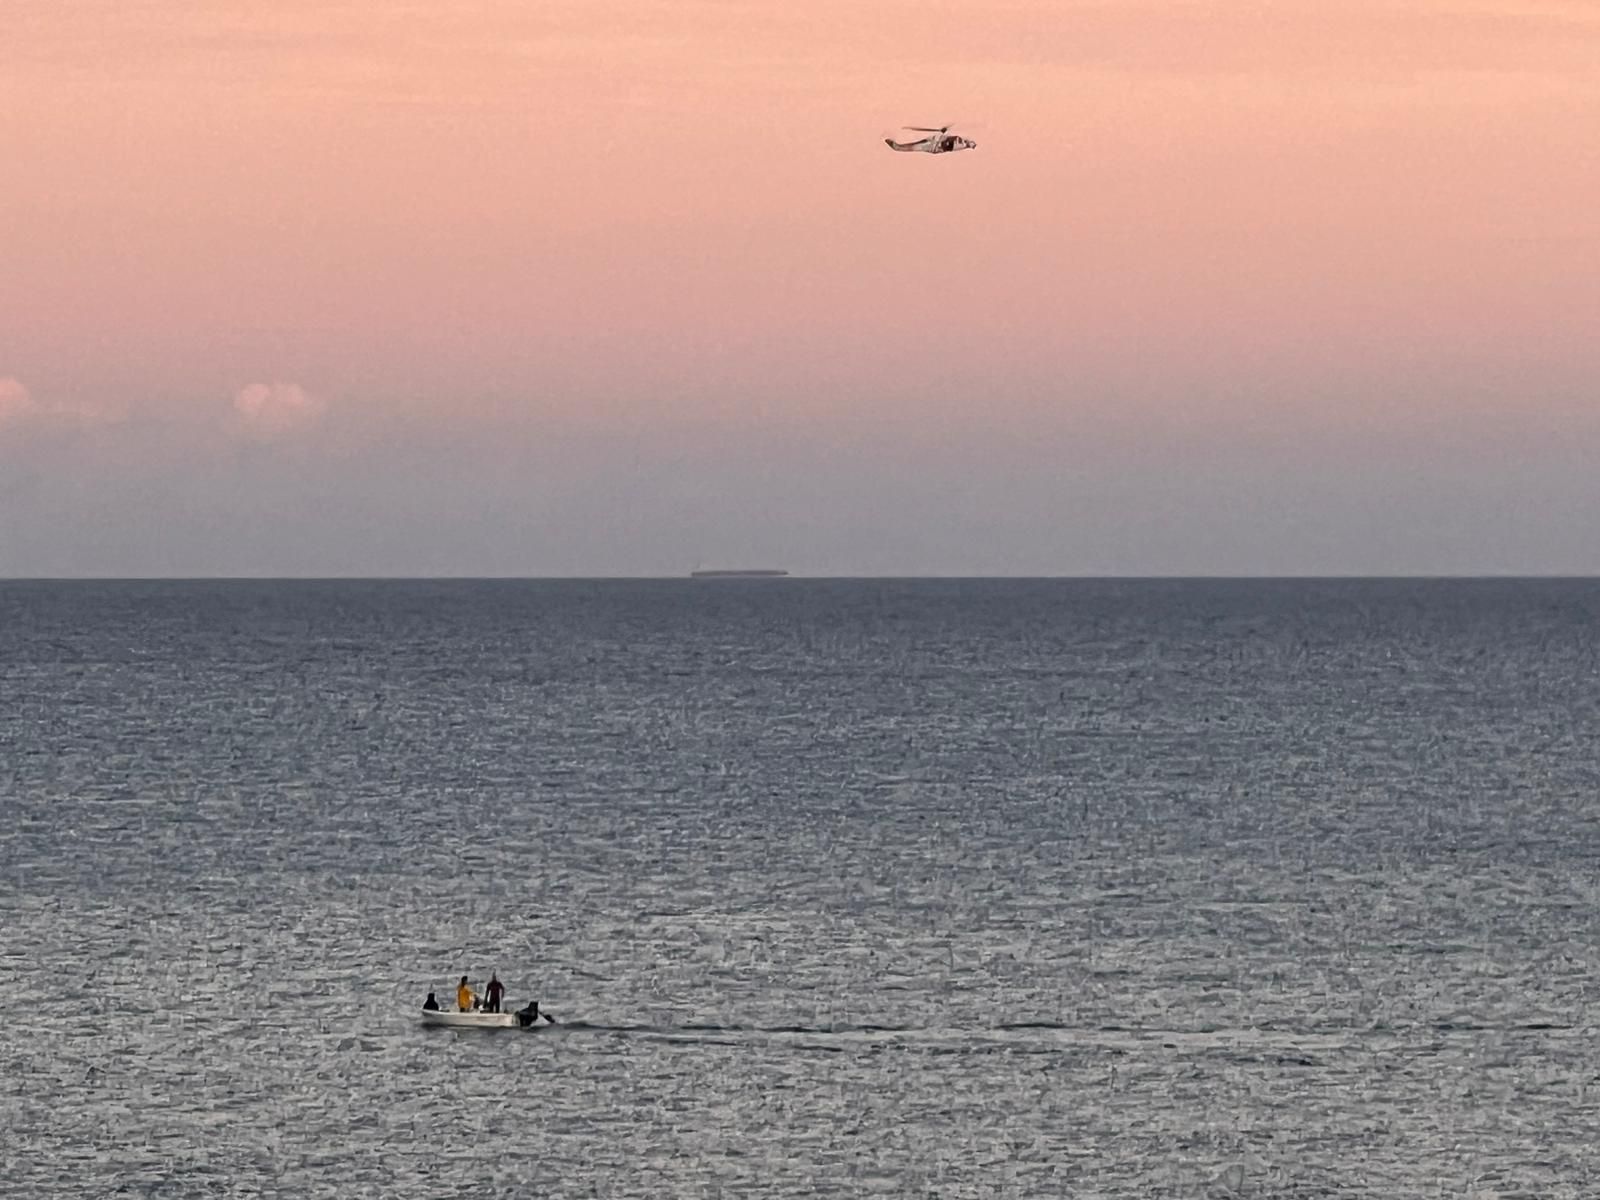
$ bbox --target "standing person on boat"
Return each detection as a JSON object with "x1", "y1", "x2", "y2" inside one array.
[
  {"x1": 484, "y1": 974, "x2": 506, "y2": 1013},
  {"x1": 422, "y1": 992, "x2": 440, "y2": 1011},
  {"x1": 456, "y1": 975, "x2": 477, "y2": 1012}
]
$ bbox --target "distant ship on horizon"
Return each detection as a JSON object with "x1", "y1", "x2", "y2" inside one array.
[{"x1": 689, "y1": 568, "x2": 790, "y2": 578}]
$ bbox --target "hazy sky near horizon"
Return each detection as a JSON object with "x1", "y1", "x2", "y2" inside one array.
[{"x1": 3, "y1": 0, "x2": 1597, "y2": 575}]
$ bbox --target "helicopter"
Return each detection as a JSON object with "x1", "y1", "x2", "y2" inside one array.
[{"x1": 884, "y1": 125, "x2": 976, "y2": 154}]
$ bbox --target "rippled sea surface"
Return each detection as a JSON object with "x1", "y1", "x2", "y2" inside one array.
[{"x1": 4, "y1": 579, "x2": 1600, "y2": 1197}]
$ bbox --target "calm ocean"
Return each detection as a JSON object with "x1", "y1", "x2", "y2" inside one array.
[{"x1": 3, "y1": 579, "x2": 1598, "y2": 1197}]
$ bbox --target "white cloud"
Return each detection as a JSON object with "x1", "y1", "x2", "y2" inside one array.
[
  {"x1": 0, "y1": 378, "x2": 120, "y2": 437},
  {"x1": 0, "y1": 378, "x2": 39, "y2": 427},
  {"x1": 232, "y1": 382, "x2": 326, "y2": 440}
]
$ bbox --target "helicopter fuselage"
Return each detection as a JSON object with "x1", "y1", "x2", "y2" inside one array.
[{"x1": 885, "y1": 133, "x2": 976, "y2": 154}]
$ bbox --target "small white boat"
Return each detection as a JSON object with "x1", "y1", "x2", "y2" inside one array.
[{"x1": 421, "y1": 1009, "x2": 517, "y2": 1029}]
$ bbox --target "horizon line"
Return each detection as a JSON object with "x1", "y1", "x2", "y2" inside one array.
[{"x1": 3, "y1": 573, "x2": 1599, "y2": 583}]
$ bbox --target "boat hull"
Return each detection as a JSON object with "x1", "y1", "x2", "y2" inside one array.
[{"x1": 421, "y1": 1010, "x2": 517, "y2": 1029}]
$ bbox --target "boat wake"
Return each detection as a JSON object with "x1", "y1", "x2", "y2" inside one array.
[
  {"x1": 481, "y1": 1019, "x2": 1091, "y2": 1055},
  {"x1": 426, "y1": 1018, "x2": 1456, "y2": 1064}
]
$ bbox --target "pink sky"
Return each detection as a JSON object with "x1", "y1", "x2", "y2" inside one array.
[{"x1": 2, "y1": 1, "x2": 1597, "y2": 574}]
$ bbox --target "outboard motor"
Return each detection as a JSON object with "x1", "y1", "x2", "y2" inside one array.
[{"x1": 516, "y1": 1001, "x2": 540, "y2": 1027}]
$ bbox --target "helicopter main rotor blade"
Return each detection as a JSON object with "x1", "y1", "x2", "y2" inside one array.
[{"x1": 903, "y1": 126, "x2": 949, "y2": 133}]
